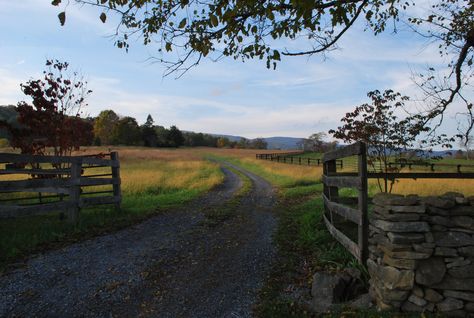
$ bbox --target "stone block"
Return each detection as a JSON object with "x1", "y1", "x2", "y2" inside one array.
[
  {"x1": 415, "y1": 257, "x2": 446, "y2": 286},
  {"x1": 425, "y1": 232, "x2": 434, "y2": 243},
  {"x1": 435, "y1": 247, "x2": 459, "y2": 257},
  {"x1": 444, "y1": 290, "x2": 474, "y2": 302},
  {"x1": 443, "y1": 192, "x2": 465, "y2": 199},
  {"x1": 459, "y1": 246, "x2": 474, "y2": 257},
  {"x1": 448, "y1": 264, "x2": 474, "y2": 278},
  {"x1": 466, "y1": 302, "x2": 474, "y2": 312},
  {"x1": 413, "y1": 285, "x2": 424, "y2": 298},
  {"x1": 450, "y1": 227, "x2": 474, "y2": 234},
  {"x1": 373, "y1": 193, "x2": 418, "y2": 206},
  {"x1": 388, "y1": 250, "x2": 432, "y2": 260},
  {"x1": 372, "y1": 284, "x2": 410, "y2": 302},
  {"x1": 387, "y1": 232, "x2": 425, "y2": 244},
  {"x1": 408, "y1": 294, "x2": 427, "y2": 307},
  {"x1": 374, "y1": 235, "x2": 412, "y2": 251},
  {"x1": 433, "y1": 225, "x2": 449, "y2": 232},
  {"x1": 310, "y1": 272, "x2": 346, "y2": 313},
  {"x1": 446, "y1": 258, "x2": 471, "y2": 269},
  {"x1": 433, "y1": 275, "x2": 474, "y2": 291},
  {"x1": 450, "y1": 205, "x2": 474, "y2": 216},
  {"x1": 423, "y1": 196, "x2": 456, "y2": 209},
  {"x1": 468, "y1": 196, "x2": 474, "y2": 206},
  {"x1": 452, "y1": 216, "x2": 474, "y2": 229},
  {"x1": 373, "y1": 212, "x2": 421, "y2": 222},
  {"x1": 428, "y1": 206, "x2": 450, "y2": 216},
  {"x1": 383, "y1": 254, "x2": 417, "y2": 270},
  {"x1": 436, "y1": 297, "x2": 464, "y2": 312},
  {"x1": 413, "y1": 244, "x2": 434, "y2": 254},
  {"x1": 434, "y1": 231, "x2": 474, "y2": 247},
  {"x1": 387, "y1": 205, "x2": 426, "y2": 213},
  {"x1": 424, "y1": 288, "x2": 444, "y2": 302},
  {"x1": 367, "y1": 259, "x2": 414, "y2": 291},
  {"x1": 455, "y1": 197, "x2": 470, "y2": 205},
  {"x1": 373, "y1": 220, "x2": 430, "y2": 233},
  {"x1": 425, "y1": 302, "x2": 435, "y2": 312},
  {"x1": 430, "y1": 216, "x2": 454, "y2": 227},
  {"x1": 401, "y1": 300, "x2": 424, "y2": 312}
]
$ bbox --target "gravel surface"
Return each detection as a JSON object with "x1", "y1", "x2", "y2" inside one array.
[{"x1": 0, "y1": 162, "x2": 277, "y2": 318}]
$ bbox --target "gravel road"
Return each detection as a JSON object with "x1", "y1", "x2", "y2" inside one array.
[{"x1": 0, "y1": 161, "x2": 277, "y2": 318}]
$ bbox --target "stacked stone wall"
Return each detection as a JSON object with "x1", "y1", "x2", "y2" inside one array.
[{"x1": 368, "y1": 192, "x2": 474, "y2": 316}]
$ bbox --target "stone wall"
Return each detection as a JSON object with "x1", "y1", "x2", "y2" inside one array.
[{"x1": 368, "y1": 192, "x2": 474, "y2": 316}]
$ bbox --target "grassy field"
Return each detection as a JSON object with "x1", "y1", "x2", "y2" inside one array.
[
  {"x1": 1, "y1": 145, "x2": 473, "y2": 302},
  {"x1": 0, "y1": 147, "x2": 224, "y2": 271}
]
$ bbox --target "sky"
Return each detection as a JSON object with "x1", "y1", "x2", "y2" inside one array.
[{"x1": 0, "y1": 0, "x2": 465, "y2": 140}]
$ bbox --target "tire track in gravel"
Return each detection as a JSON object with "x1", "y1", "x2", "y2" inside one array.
[{"x1": 0, "y1": 161, "x2": 277, "y2": 318}]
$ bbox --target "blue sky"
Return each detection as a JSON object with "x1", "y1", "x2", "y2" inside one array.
[{"x1": 0, "y1": 0, "x2": 462, "y2": 140}]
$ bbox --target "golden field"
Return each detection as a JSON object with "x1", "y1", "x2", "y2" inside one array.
[{"x1": 1, "y1": 146, "x2": 473, "y2": 197}]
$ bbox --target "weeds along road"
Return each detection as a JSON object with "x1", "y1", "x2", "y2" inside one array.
[{"x1": 0, "y1": 161, "x2": 277, "y2": 318}]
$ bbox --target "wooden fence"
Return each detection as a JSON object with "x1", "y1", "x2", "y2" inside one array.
[
  {"x1": 321, "y1": 142, "x2": 474, "y2": 265},
  {"x1": 322, "y1": 142, "x2": 368, "y2": 264},
  {"x1": 256, "y1": 152, "x2": 343, "y2": 168},
  {"x1": 0, "y1": 152, "x2": 121, "y2": 223}
]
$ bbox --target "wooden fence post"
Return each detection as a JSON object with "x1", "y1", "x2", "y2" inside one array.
[
  {"x1": 67, "y1": 157, "x2": 82, "y2": 224},
  {"x1": 111, "y1": 151, "x2": 122, "y2": 210},
  {"x1": 358, "y1": 143, "x2": 368, "y2": 265}
]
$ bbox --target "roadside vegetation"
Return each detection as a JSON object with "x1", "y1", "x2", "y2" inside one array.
[
  {"x1": 208, "y1": 151, "x2": 474, "y2": 316},
  {"x1": 1, "y1": 145, "x2": 473, "y2": 312},
  {"x1": 0, "y1": 147, "x2": 223, "y2": 272},
  {"x1": 207, "y1": 154, "x2": 359, "y2": 316}
]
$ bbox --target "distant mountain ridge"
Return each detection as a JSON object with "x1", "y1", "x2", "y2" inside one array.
[{"x1": 207, "y1": 133, "x2": 304, "y2": 150}]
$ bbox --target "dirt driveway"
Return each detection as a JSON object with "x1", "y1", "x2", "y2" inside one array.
[{"x1": 0, "y1": 161, "x2": 277, "y2": 318}]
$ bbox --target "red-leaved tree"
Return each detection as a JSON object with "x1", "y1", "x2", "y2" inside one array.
[
  {"x1": 0, "y1": 60, "x2": 93, "y2": 165},
  {"x1": 329, "y1": 89, "x2": 453, "y2": 193}
]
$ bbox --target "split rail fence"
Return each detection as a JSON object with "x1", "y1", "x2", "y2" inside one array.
[
  {"x1": 256, "y1": 152, "x2": 343, "y2": 168},
  {"x1": 321, "y1": 142, "x2": 474, "y2": 265},
  {"x1": 0, "y1": 152, "x2": 121, "y2": 223}
]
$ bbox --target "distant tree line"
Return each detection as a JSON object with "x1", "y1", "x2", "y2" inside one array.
[
  {"x1": 89, "y1": 109, "x2": 267, "y2": 149},
  {"x1": 0, "y1": 59, "x2": 268, "y2": 153},
  {"x1": 0, "y1": 105, "x2": 268, "y2": 150}
]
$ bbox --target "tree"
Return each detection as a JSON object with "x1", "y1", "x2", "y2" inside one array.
[
  {"x1": 250, "y1": 138, "x2": 268, "y2": 150},
  {"x1": 167, "y1": 125, "x2": 185, "y2": 147},
  {"x1": 216, "y1": 137, "x2": 230, "y2": 148},
  {"x1": 329, "y1": 89, "x2": 452, "y2": 193},
  {"x1": 0, "y1": 60, "x2": 93, "y2": 160},
  {"x1": 141, "y1": 114, "x2": 158, "y2": 147},
  {"x1": 303, "y1": 132, "x2": 337, "y2": 152},
  {"x1": 93, "y1": 110, "x2": 120, "y2": 145},
  {"x1": 236, "y1": 138, "x2": 250, "y2": 149},
  {"x1": 455, "y1": 111, "x2": 474, "y2": 160},
  {"x1": 111, "y1": 116, "x2": 142, "y2": 145},
  {"x1": 51, "y1": 0, "x2": 473, "y2": 133}
]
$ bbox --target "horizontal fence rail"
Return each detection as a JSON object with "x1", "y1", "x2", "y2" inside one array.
[
  {"x1": 256, "y1": 152, "x2": 343, "y2": 168},
  {"x1": 321, "y1": 143, "x2": 474, "y2": 266},
  {"x1": 0, "y1": 152, "x2": 121, "y2": 223},
  {"x1": 257, "y1": 152, "x2": 474, "y2": 178}
]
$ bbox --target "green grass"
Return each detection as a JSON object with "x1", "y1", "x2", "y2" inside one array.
[
  {"x1": 207, "y1": 154, "x2": 319, "y2": 188},
  {"x1": 206, "y1": 155, "x2": 372, "y2": 317}
]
